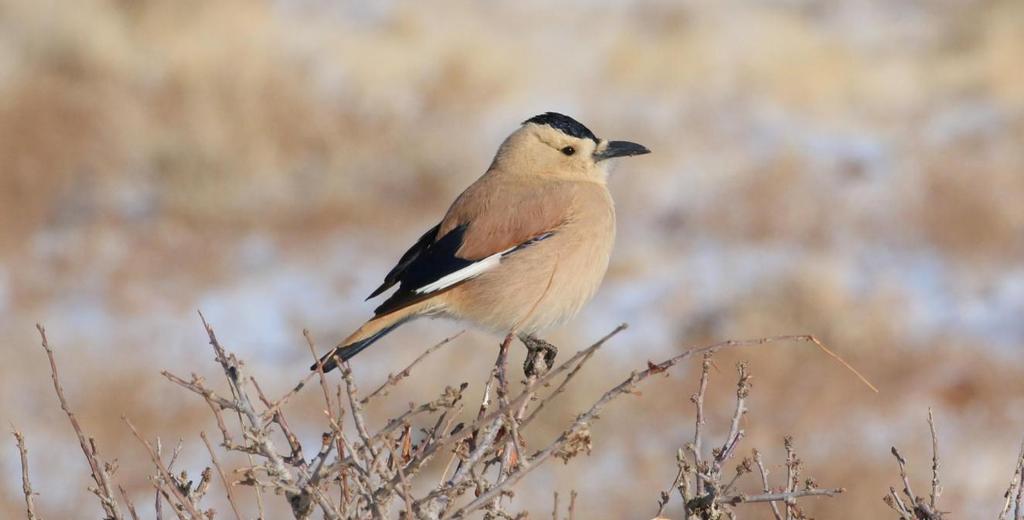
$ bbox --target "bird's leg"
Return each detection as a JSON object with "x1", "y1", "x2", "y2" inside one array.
[{"x1": 517, "y1": 334, "x2": 558, "y2": 377}]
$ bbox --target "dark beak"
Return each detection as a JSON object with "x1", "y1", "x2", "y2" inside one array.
[{"x1": 593, "y1": 140, "x2": 651, "y2": 162}]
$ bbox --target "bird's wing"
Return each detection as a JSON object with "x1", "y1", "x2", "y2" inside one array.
[
  {"x1": 440, "y1": 177, "x2": 573, "y2": 260},
  {"x1": 370, "y1": 177, "x2": 571, "y2": 317},
  {"x1": 366, "y1": 223, "x2": 442, "y2": 300}
]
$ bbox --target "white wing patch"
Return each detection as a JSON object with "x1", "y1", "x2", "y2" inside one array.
[
  {"x1": 413, "y1": 232, "x2": 556, "y2": 295},
  {"x1": 414, "y1": 248, "x2": 511, "y2": 294}
]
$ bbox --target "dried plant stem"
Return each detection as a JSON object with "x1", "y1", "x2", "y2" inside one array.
[
  {"x1": 754, "y1": 449, "x2": 784, "y2": 520},
  {"x1": 124, "y1": 416, "x2": 207, "y2": 518},
  {"x1": 928, "y1": 408, "x2": 941, "y2": 510},
  {"x1": 692, "y1": 352, "x2": 712, "y2": 496},
  {"x1": 1000, "y1": 441, "x2": 1024, "y2": 520},
  {"x1": 654, "y1": 354, "x2": 845, "y2": 520},
  {"x1": 884, "y1": 411, "x2": 946, "y2": 519},
  {"x1": 362, "y1": 331, "x2": 464, "y2": 404},
  {"x1": 201, "y1": 431, "x2": 244, "y2": 520},
  {"x1": 118, "y1": 484, "x2": 140, "y2": 520},
  {"x1": 569, "y1": 489, "x2": 577, "y2": 520},
  {"x1": 721, "y1": 488, "x2": 844, "y2": 504},
  {"x1": 25, "y1": 316, "x2": 885, "y2": 520},
  {"x1": 452, "y1": 334, "x2": 841, "y2": 519},
  {"x1": 11, "y1": 426, "x2": 41, "y2": 520},
  {"x1": 36, "y1": 324, "x2": 123, "y2": 520}
]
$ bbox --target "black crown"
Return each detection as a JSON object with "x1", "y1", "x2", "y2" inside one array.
[{"x1": 523, "y1": 112, "x2": 599, "y2": 143}]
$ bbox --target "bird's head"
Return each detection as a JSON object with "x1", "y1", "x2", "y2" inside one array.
[{"x1": 492, "y1": 112, "x2": 650, "y2": 182}]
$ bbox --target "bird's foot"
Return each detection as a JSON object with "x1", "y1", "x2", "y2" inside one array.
[{"x1": 518, "y1": 334, "x2": 558, "y2": 377}]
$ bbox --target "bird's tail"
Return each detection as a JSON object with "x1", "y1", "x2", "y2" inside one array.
[{"x1": 311, "y1": 300, "x2": 433, "y2": 372}]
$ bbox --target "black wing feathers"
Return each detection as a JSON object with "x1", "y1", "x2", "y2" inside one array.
[
  {"x1": 366, "y1": 223, "x2": 442, "y2": 300},
  {"x1": 371, "y1": 224, "x2": 474, "y2": 317}
]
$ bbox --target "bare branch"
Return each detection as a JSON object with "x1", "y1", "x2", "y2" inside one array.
[
  {"x1": 362, "y1": 331, "x2": 464, "y2": 405},
  {"x1": 11, "y1": 425, "x2": 41, "y2": 520},
  {"x1": 928, "y1": 408, "x2": 940, "y2": 510},
  {"x1": 201, "y1": 431, "x2": 244, "y2": 520},
  {"x1": 123, "y1": 416, "x2": 206, "y2": 519},
  {"x1": 691, "y1": 352, "x2": 712, "y2": 496},
  {"x1": 36, "y1": 324, "x2": 123, "y2": 520},
  {"x1": 720, "y1": 488, "x2": 844, "y2": 504},
  {"x1": 714, "y1": 362, "x2": 750, "y2": 471},
  {"x1": 885, "y1": 413, "x2": 946, "y2": 520},
  {"x1": 754, "y1": 449, "x2": 783, "y2": 520},
  {"x1": 452, "y1": 335, "x2": 841, "y2": 519},
  {"x1": 118, "y1": 484, "x2": 140, "y2": 520},
  {"x1": 1000, "y1": 441, "x2": 1024, "y2": 520},
  {"x1": 27, "y1": 315, "x2": 880, "y2": 520},
  {"x1": 569, "y1": 489, "x2": 577, "y2": 520}
]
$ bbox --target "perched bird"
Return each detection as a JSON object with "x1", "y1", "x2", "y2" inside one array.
[{"x1": 313, "y1": 112, "x2": 649, "y2": 373}]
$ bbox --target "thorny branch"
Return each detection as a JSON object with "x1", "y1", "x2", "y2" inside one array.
[
  {"x1": 655, "y1": 356, "x2": 843, "y2": 520},
  {"x1": 36, "y1": 324, "x2": 124, "y2": 520},
  {"x1": 23, "y1": 316, "x2": 1019, "y2": 519},
  {"x1": 11, "y1": 426, "x2": 41, "y2": 520},
  {"x1": 22, "y1": 320, "x2": 854, "y2": 519},
  {"x1": 123, "y1": 417, "x2": 208, "y2": 519},
  {"x1": 883, "y1": 412, "x2": 945, "y2": 520},
  {"x1": 361, "y1": 331, "x2": 464, "y2": 405}
]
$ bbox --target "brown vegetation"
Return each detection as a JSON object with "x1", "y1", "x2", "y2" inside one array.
[
  {"x1": 11, "y1": 320, "x2": 851, "y2": 519},
  {"x1": 13, "y1": 319, "x2": 1024, "y2": 518}
]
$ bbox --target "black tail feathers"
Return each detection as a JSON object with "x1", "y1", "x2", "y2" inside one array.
[{"x1": 310, "y1": 324, "x2": 399, "y2": 372}]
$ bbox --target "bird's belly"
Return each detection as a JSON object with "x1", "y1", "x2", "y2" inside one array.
[{"x1": 445, "y1": 228, "x2": 613, "y2": 334}]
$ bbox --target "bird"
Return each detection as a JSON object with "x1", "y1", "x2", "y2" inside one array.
[{"x1": 313, "y1": 112, "x2": 649, "y2": 374}]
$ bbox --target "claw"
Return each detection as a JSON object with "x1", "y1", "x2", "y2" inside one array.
[{"x1": 518, "y1": 334, "x2": 559, "y2": 377}]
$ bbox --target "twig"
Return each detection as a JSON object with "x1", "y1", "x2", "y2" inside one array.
[
  {"x1": 892, "y1": 447, "x2": 916, "y2": 507},
  {"x1": 201, "y1": 431, "x2": 244, "y2": 520},
  {"x1": 340, "y1": 361, "x2": 378, "y2": 461},
  {"x1": 450, "y1": 345, "x2": 510, "y2": 481},
  {"x1": 802, "y1": 335, "x2": 878, "y2": 393},
  {"x1": 888, "y1": 485, "x2": 912, "y2": 517},
  {"x1": 568, "y1": 489, "x2": 577, "y2": 520},
  {"x1": 886, "y1": 443, "x2": 944, "y2": 519},
  {"x1": 155, "y1": 438, "x2": 164, "y2": 520},
  {"x1": 251, "y1": 377, "x2": 305, "y2": 466},
  {"x1": 655, "y1": 448, "x2": 687, "y2": 517},
  {"x1": 390, "y1": 443, "x2": 416, "y2": 519},
  {"x1": 123, "y1": 416, "x2": 206, "y2": 518},
  {"x1": 36, "y1": 324, "x2": 123, "y2": 520},
  {"x1": 11, "y1": 426, "x2": 41, "y2": 520},
  {"x1": 714, "y1": 362, "x2": 750, "y2": 470},
  {"x1": 928, "y1": 408, "x2": 940, "y2": 510},
  {"x1": 720, "y1": 488, "x2": 844, "y2": 504},
  {"x1": 361, "y1": 331, "x2": 464, "y2": 404},
  {"x1": 785, "y1": 436, "x2": 797, "y2": 520},
  {"x1": 1001, "y1": 441, "x2": 1024, "y2": 520},
  {"x1": 522, "y1": 341, "x2": 598, "y2": 426},
  {"x1": 691, "y1": 352, "x2": 712, "y2": 495},
  {"x1": 450, "y1": 334, "x2": 825, "y2": 518},
  {"x1": 754, "y1": 449, "x2": 783, "y2": 520},
  {"x1": 304, "y1": 329, "x2": 350, "y2": 510},
  {"x1": 118, "y1": 485, "x2": 141, "y2": 520},
  {"x1": 493, "y1": 334, "x2": 517, "y2": 514},
  {"x1": 1017, "y1": 449, "x2": 1024, "y2": 520},
  {"x1": 134, "y1": 316, "x2": 861, "y2": 519}
]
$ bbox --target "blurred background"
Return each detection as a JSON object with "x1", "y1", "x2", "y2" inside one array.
[{"x1": 1, "y1": 0, "x2": 1023, "y2": 517}]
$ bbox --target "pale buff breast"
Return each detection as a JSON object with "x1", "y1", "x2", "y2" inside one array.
[{"x1": 443, "y1": 181, "x2": 615, "y2": 334}]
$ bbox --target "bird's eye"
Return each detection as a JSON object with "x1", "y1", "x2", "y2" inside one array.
[{"x1": 561, "y1": 146, "x2": 575, "y2": 156}]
